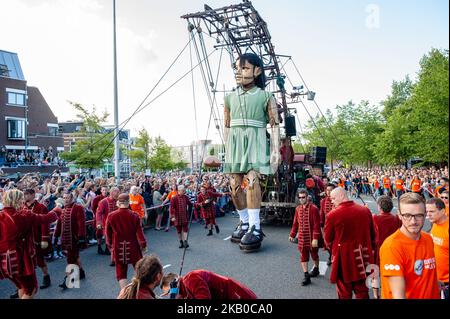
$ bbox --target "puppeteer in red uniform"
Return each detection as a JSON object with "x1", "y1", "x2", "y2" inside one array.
[
  {"x1": 95, "y1": 187, "x2": 119, "y2": 255},
  {"x1": 0, "y1": 189, "x2": 61, "y2": 298},
  {"x1": 106, "y1": 193, "x2": 147, "y2": 288},
  {"x1": 23, "y1": 188, "x2": 52, "y2": 289},
  {"x1": 196, "y1": 186, "x2": 222, "y2": 236},
  {"x1": 171, "y1": 270, "x2": 257, "y2": 299},
  {"x1": 54, "y1": 192, "x2": 87, "y2": 289},
  {"x1": 324, "y1": 188, "x2": 376, "y2": 299},
  {"x1": 170, "y1": 185, "x2": 193, "y2": 248},
  {"x1": 289, "y1": 189, "x2": 322, "y2": 286}
]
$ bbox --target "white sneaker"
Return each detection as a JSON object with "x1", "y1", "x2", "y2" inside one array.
[{"x1": 89, "y1": 239, "x2": 97, "y2": 245}]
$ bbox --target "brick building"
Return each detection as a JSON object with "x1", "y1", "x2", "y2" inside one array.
[{"x1": 0, "y1": 49, "x2": 64, "y2": 168}]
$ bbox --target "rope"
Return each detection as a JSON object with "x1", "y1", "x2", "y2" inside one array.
[
  {"x1": 290, "y1": 58, "x2": 343, "y2": 145},
  {"x1": 93, "y1": 47, "x2": 219, "y2": 165}
]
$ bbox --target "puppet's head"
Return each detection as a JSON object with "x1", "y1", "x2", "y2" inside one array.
[{"x1": 234, "y1": 53, "x2": 266, "y2": 90}]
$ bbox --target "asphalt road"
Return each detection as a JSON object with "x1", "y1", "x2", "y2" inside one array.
[{"x1": 0, "y1": 194, "x2": 429, "y2": 299}]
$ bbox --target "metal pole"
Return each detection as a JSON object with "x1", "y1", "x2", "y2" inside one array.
[{"x1": 113, "y1": 0, "x2": 120, "y2": 184}]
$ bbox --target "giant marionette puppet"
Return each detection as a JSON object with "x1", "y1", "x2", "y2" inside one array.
[{"x1": 224, "y1": 53, "x2": 280, "y2": 252}]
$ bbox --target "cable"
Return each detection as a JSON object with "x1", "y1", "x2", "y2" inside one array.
[
  {"x1": 93, "y1": 47, "x2": 219, "y2": 165},
  {"x1": 290, "y1": 58, "x2": 342, "y2": 145},
  {"x1": 299, "y1": 98, "x2": 332, "y2": 149},
  {"x1": 89, "y1": 38, "x2": 194, "y2": 151}
]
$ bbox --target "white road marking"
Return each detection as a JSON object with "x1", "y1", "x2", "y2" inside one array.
[
  {"x1": 163, "y1": 264, "x2": 171, "y2": 269},
  {"x1": 223, "y1": 236, "x2": 231, "y2": 241}
]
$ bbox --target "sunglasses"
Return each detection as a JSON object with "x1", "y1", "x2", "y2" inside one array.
[
  {"x1": 441, "y1": 196, "x2": 448, "y2": 199},
  {"x1": 298, "y1": 196, "x2": 307, "y2": 199}
]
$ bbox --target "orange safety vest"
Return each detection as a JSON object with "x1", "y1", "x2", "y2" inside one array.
[
  {"x1": 411, "y1": 180, "x2": 421, "y2": 192},
  {"x1": 395, "y1": 179, "x2": 404, "y2": 191}
]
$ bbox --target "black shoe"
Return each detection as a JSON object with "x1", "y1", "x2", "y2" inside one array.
[
  {"x1": 79, "y1": 268, "x2": 86, "y2": 280},
  {"x1": 97, "y1": 245, "x2": 105, "y2": 255},
  {"x1": 240, "y1": 225, "x2": 264, "y2": 246},
  {"x1": 59, "y1": 277, "x2": 68, "y2": 290},
  {"x1": 105, "y1": 247, "x2": 111, "y2": 255},
  {"x1": 301, "y1": 274, "x2": 311, "y2": 286},
  {"x1": 207, "y1": 230, "x2": 213, "y2": 236},
  {"x1": 109, "y1": 261, "x2": 115, "y2": 267},
  {"x1": 215, "y1": 225, "x2": 220, "y2": 234},
  {"x1": 40, "y1": 274, "x2": 51, "y2": 289},
  {"x1": 9, "y1": 290, "x2": 19, "y2": 299},
  {"x1": 184, "y1": 240, "x2": 189, "y2": 248},
  {"x1": 231, "y1": 222, "x2": 249, "y2": 243},
  {"x1": 179, "y1": 240, "x2": 184, "y2": 248},
  {"x1": 309, "y1": 267, "x2": 320, "y2": 278}
]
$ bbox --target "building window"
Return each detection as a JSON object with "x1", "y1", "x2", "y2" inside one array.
[
  {"x1": 48, "y1": 126, "x2": 58, "y2": 136},
  {"x1": 7, "y1": 92, "x2": 26, "y2": 106},
  {"x1": 7, "y1": 119, "x2": 26, "y2": 140},
  {"x1": 0, "y1": 64, "x2": 9, "y2": 77}
]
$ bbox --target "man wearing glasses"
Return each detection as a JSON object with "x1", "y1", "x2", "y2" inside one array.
[
  {"x1": 379, "y1": 193, "x2": 440, "y2": 299},
  {"x1": 289, "y1": 189, "x2": 321, "y2": 286}
]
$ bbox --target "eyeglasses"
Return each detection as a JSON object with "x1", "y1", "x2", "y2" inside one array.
[{"x1": 400, "y1": 213, "x2": 425, "y2": 221}]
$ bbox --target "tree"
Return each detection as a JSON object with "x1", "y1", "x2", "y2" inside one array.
[
  {"x1": 60, "y1": 102, "x2": 114, "y2": 171},
  {"x1": 408, "y1": 49, "x2": 449, "y2": 164},
  {"x1": 128, "y1": 128, "x2": 152, "y2": 171},
  {"x1": 148, "y1": 136, "x2": 175, "y2": 172}
]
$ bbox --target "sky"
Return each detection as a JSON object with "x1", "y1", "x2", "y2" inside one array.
[{"x1": 1, "y1": 0, "x2": 448, "y2": 147}]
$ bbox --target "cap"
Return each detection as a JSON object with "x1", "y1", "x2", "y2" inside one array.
[{"x1": 117, "y1": 193, "x2": 130, "y2": 202}]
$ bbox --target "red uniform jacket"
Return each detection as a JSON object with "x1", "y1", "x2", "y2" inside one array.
[
  {"x1": 320, "y1": 196, "x2": 333, "y2": 228},
  {"x1": 196, "y1": 191, "x2": 221, "y2": 219},
  {"x1": 178, "y1": 270, "x2": 257, "y2": 299},
  {"x1": 24, "y1": 201, "x2": 51, "y2": 243},
  {"x1": 289, "y1": 203, "x2": 321, "y2": 250},
  {"x1": 372, "y1": 212, "x2": 401, "y2": 265},
  {"x1": 23, "y1": 201, "x2": 51, "y2": 255},
  {"x1": 54, "y1": 203, "x2": 86, "y2": 250},
  {"x1": 96, "y1": 197, "x2": 118, "y2": 228},
  {"x1": 92, "y1": 194, "x2": 105, "y2": 219},
  {"x1": 324, "y1": 201, "x2": 376, "y2": 284},
  {"x1": 105, "y1": 208, "x2": 147, "y2": 265},
  {"x1": 170, "y1": 194, "x2": 192, "y2": 226},
  {"x1": 0, "y1": 207, "x2": 59, "y2": 279}
]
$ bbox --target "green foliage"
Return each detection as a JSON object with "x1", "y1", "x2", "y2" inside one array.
[
  {"x1": 129, "y1": 131, "x2": 187, "y2": 172},
  {"x1": 60, "y1": 102, "x2": 113, "y2": 170},
  {"x1": 128, "y1": 128, "x2": 152, "y2": 171}
]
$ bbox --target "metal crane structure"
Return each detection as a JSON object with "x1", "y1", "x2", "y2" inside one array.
[{"x1": 181, "y1": 1, "x2": 325, "y2": 224}]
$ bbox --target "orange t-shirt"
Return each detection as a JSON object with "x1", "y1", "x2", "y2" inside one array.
[
  {"x1": 430, "y1": 219, "x2": 449, "y2": 283},
  {"x1": 395, "y1": 179, "x2": 404, "y2": 191},
  {"x1": 446, "y1": 205, "x2": 449, "y2": 217},
  {"x1": 374, "y1": 179, "x2": 380, "y2": 189},
  {"x1": 129, "y1": 193, "x2": 145, "y2": 218},
  {"x1": 434, "y1": 185, "x2": 443, "y2": 198},
  {"x1": 383, "y1": 178, "x2": 391, "y2": 189},
  {"x1": 411, "y1": 180, "x2": 421, "y2": 193},
  {"x1": 380, "y1": 229, "x2": 440, "y2": 299},
  {"x1": 167, "y1": 191, "x2": 177, "y2": 201}
]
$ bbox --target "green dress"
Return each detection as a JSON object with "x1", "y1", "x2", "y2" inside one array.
[{"x1": 223, "y1": 86, "x2": 272, "y2": 175}]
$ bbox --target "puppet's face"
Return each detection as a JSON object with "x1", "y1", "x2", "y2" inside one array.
[{"x1": 235, "y1": 59, "x2": 261, "y2": 87}]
